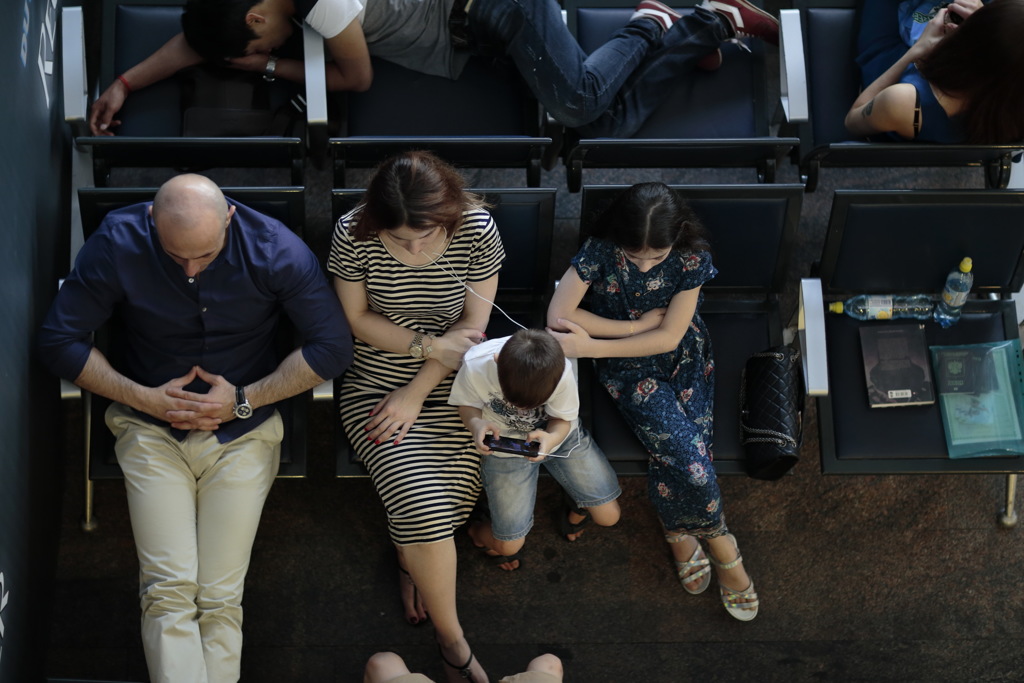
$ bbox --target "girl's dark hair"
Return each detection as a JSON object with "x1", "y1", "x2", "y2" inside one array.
[
  {"x1": 182, "y1": 0, "x2": 258, "y2": 61},
  {"x1": 353, "y1": 151, "x2": 484, "y2": 240},
  {"x1": 918, "y1": 0, "x2": 1024, "y2": 144},
  {"x1": 497, "y1": 330, "x2": 565, "y2": 410},
  {"x1": 588, "y1": 182, "x2": 710, "y2": 254}
]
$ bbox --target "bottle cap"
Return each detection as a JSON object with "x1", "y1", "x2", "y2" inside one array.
[
  {"x1": 828, "y1": 302, "x2": 843, "y2": 313},
  {"x1": 959, "y1": 257, "x2": 972, "y2": 273}
]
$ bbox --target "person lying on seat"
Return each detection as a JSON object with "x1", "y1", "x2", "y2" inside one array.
[{"x1": 90, "y1": 0, "x2": 780, "y2": 139}]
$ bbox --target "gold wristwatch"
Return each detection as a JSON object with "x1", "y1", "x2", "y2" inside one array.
[{"x1": 409, "y1": 332, "x2": 433, "y2": 359}]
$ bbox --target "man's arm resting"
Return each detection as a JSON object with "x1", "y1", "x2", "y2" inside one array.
[{"x1": 245, "y1": 347, "x2": 327, "y2": 410}]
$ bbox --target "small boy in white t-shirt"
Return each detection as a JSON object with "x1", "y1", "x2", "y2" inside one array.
[{"x1": 449, "y1": 329, "x2": 621, "y2": 571}]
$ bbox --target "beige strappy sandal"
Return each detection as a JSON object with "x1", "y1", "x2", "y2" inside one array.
[
  {"x1": 666, "y1": 533, "x2": 711, "y2": 594},
  {"x1": 708, "y1": 533, "x2": 759, "y2": 622}
]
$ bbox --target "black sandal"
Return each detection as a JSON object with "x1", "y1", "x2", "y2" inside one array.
[
  {"x1": 398, "y1": 566, "x2": 428, "y2": 626},
  {"x1": 439, "y1": 645, "x2": 481, "y2": 681},
  {"x1": 557, "y1": 492, "x2": 591, "y2": 542}
]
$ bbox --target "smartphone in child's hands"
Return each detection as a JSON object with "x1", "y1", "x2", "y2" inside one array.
[{"x1": 484, "y1": 434, "x2": 568, "y2": 457}]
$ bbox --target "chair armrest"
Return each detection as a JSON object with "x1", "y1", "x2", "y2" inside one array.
[
  {"x1": 799, "y1": 278, "x2": 829, "y2": 396},
  {"x1": 302, "y1": 23, "x2": 328, "y2": 165},
  {"x1": 779, "y1": 9, "x2": 808, "y2": 123},
  {"x1": 302, "y1": 24, "x2": 328, "y2": 127},
  {"x1": 62, "y1": 6, "x2": 88, "y2": 137}
]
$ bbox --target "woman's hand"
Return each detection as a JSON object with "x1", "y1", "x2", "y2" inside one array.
[
  {"x1": 546, "y1": 318, "x2": 593, "y2": 359},
  {"x1": 946, "y1": 0, "x2": 982, "y2": 23},
  {"x1": 429, "y1": 328, "x2": 485, "y2": 370},
  {"x1": 364, "y1": 385, "x2": 427, "y2": 446},
  {"x1": 909, "y1": 7, "x2": 956, "y2": 60}
]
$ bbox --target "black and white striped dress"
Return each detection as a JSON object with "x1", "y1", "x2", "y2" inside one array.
[{"x1": 327, "y1": 207, "x2": 505, "y2": 545}]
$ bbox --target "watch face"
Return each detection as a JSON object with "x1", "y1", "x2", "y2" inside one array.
[{"x1": 234, "y1": 403, "x2": 253, "y2": 419}]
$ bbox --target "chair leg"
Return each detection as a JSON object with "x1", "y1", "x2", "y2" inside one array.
[
  {"x1": 1000, "y1": 473, "x2": 1018, "y2": 528},
  {"x1": 82, "y1": 391, "x2": 98, "y2": 532}
]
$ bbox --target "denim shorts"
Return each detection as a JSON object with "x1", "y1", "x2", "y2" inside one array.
[{"x1": 482, "y1": 425, "x2": 621, "y2": 541}]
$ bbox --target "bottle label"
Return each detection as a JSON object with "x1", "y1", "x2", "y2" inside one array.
[
  {"x1": 866, "y1": 296, "x2": 893, "y2": 320},
  {"x1": 943, "y1": 290, "x2": 968, "y2": 307}
]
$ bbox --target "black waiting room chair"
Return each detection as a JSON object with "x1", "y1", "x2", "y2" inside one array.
[
  {"x1": 779, "y1": 0, "x2": 1019, "y2": 192},
  {"x1": 560, "y1": 0, "x2": 798, "y2": 192},
  {"x1": 63, "y1": 0, "x2": 328, "y2": 187},
  {"x1": 329, "y1": 57, "x2": 553, "y2": 188},
  {"x1": 802, "y1": 189, "x2": 1024, "y2": 525}
]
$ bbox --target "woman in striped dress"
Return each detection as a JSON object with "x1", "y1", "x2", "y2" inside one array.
[{"x1": 328, "y1": 151, "x2": 503, "y2": 683}]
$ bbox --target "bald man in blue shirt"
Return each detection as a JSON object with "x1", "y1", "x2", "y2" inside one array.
[{"x1": 39, "y1": 174, "x2": 352, "y2": 682}]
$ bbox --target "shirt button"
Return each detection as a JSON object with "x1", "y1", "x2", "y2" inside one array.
[
  {"x1": 188, "y1": 278, "x2": 195, "y2": 284},
  {"x1": 634, "y1": 292, "x2": 641, "y2": 297},
  {"x1": 202, "y1": 307, "x2": 207, "y2": 313}
]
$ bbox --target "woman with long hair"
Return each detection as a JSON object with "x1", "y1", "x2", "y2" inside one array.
[
  {"x1": 846, "y1": 0, "x2": 1024, "y2": 144},
  {"x1": 328, "y1": 151, "x2": 503, "y2": 682}
]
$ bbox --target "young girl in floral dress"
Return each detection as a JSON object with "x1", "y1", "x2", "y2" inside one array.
[{"x1": 547, "y1": 182, "x2": 758, "y2": 621}]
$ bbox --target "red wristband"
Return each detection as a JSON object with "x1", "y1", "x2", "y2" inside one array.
[{"x1": 116, "y1": 74, "x2": 133, "y2": 93}]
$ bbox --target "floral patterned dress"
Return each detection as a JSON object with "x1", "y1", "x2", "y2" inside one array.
[{"x1": 573, "y1": 237, "x2": 725, "y2": 536}]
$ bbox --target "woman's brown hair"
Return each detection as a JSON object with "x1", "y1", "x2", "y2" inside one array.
[
  {"x1": 919, "y1": 0, "x2": 1024, "y2": 144},
  {"x1": 352, "y1": 151, "x2": 485, "y2": 240}
]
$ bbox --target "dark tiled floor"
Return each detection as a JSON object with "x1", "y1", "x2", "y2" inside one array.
[{"x1": 45, "y1": 154, "x2": 1024, "y2": 683}]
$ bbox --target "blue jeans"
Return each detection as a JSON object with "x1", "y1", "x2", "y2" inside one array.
[
  {"x1": 469, "y1": 0, "x2": 727, "y2": 137},
  {"x1": 482, "y1": 425, "x2": 621, "y2": 541}
]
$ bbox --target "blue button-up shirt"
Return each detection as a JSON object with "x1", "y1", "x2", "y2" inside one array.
[{"x1": 38, "y1": 199, "x2": 353, "y2": 442}]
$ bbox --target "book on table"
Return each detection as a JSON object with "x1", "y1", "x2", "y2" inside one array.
[
  {"x1": 859, "y1": 323, "x2": 935, "y2": 408},
  {"x1": 929, "y1": 340, "x2": 1024, "y2": 459}
]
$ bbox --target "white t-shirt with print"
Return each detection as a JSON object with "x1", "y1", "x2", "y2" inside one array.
[{"x1": 448, "y1": 336, "x2": 579, "y2": 457}]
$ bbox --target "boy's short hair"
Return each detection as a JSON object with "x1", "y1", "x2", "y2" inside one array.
[
  {"x1": 497, "y1": 330, "x2": 565, "y2": 410},
  {"x1": 182, "y1": 0, "x2": 259, "y2": 61}
]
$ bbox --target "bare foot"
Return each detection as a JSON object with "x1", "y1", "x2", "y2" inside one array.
[
  {"x1": 398, "y1": 567, "x2": 428, "y2": 626},
  {"x1": 468, "y1": 521, "x2": 521, "y2": 571},
  {"x1": 564, "y1": 509, "x2": 588, "y2": 542}
]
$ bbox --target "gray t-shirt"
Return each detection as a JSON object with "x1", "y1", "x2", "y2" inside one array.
[{"x1": 305, "y1": 0, "x2": 469, "y2": 79}]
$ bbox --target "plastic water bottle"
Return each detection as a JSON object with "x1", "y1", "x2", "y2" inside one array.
[
  {"x1": 828, "y1": 294, "x2": 933, "y2": 321},
  {"x1": 933, "y1": 257, "x2": 974, "y2": 328}
]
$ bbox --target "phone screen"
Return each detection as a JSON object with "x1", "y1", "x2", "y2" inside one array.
[{"x1": 485, "y1": 435, "x2": 540, "y2": 456}]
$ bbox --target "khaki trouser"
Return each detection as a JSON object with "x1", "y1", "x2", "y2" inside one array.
[{"x1": 107, "y1": 403, "x2": 282, "y2": 683}]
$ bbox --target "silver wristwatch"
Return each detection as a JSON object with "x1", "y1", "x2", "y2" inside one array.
[
  {"x1": 263, "y1": 55, "x2": 278, "y2": 82},
  {"x1": 233, "y1": 385, "x2": 253, "y2": 419}
]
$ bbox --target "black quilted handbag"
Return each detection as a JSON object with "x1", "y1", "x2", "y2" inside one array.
[{"x1": 739, "y1": 345, "x2": 804, "y2": 480}]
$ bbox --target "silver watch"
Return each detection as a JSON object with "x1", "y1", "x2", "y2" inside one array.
[
  {"x1": 263, "y1": 55, "x2": 278, "y2": 82},
  {"x1": 233, "y1": 385, "x2": 253, "y2": 419}
]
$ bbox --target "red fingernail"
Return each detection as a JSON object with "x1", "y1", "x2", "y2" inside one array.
[
  {"x1": 375, "y1": 440, "x2": 381, "y2": 445},
  {"x1": 367, "y1": 436, "x2": 373, "y2": 442},
  {"x1": 364, "y1": 426, "x2": 370, "y2": 431}
]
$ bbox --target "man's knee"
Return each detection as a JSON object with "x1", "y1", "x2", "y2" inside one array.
[
  {"x1": 527, "y1": 653, "x2": 563, "y2": 678},
  {"x1": 140, "y1": 578, "x2": 199, "y2": 618},
  {"x1": 364, "y1": 651, "x2": 411, "y2": 683}
]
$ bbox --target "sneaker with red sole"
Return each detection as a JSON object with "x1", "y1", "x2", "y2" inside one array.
[
  {"x1": 631, "y1": 0, "x2": 683, "y2": 33},
  {"x1": 703, "y1": 0, "x2": 779, "y2": 45}
]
